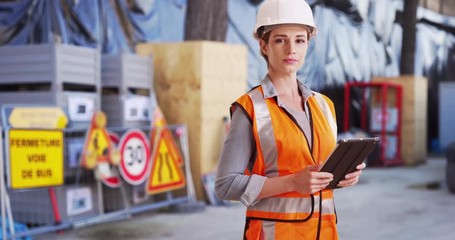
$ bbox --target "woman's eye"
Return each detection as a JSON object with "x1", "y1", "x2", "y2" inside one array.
[
  {"x1": 274, "y1": 39, "x2": 284, "y2": 44},
  {"x1": 296, "y1": 39, "x2": 306, "y2": 44}
]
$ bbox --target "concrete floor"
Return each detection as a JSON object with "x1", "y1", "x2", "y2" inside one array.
[{"x1": 35, "y1": 156, "x2": 455, "y2": 240}]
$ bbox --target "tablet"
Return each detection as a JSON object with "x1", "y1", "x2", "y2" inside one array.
[{"x1": 320, "y1": 137, "x2": 379, "y2": 189}]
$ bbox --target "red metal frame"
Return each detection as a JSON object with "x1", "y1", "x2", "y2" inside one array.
[{"x1": 344, "y1": 81, "x2": 403, "y2": 166}]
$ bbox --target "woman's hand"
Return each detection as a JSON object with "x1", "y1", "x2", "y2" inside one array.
[
  {"x1": 290, "y1": 164, "x2": 334, "y2": 194},
  {"x1": 337, "y1": 162, "x2": 366, "y2": 188}
]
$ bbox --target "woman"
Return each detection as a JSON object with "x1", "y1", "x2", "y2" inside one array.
[{"x1": 215, "y1": 0, "x2": 366, "y2": 239}]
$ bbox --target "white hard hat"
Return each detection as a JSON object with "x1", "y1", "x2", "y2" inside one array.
[{"x1": 253, "y1": 0, "x2": 317, "y2": 40}]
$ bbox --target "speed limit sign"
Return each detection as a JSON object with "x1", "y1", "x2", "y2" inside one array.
[{"x1": 118, "y1": 129, "x2": 151, "y2": 185}]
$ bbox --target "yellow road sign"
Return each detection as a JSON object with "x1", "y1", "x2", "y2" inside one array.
[
  {"x1": 150, "y1": 107, "x2": 183, "y2": 165},
  {"x1": 8, "y1": 107, "x2": 68, "y2": 129},
  {"x1": 79, "y1": 112, "x2": 121, "y2": 188},
  {"x1": 80, "y1": 112, "x2": 120, "y2": 170},
  {"x1": 9, "y1": 129, "x2": 64, "y2": 189},
  {"x1": 147, "y1": 132, "x2": 186, "y2": 195}
]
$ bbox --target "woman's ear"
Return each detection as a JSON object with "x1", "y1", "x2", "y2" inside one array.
[{"x1": 259, "y1": 39, "x2": 268, "y2": 56}]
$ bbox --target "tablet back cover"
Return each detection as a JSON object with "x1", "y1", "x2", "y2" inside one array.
[{"x1": 321, "y1": 138, "x2": 379, "y2": 189}]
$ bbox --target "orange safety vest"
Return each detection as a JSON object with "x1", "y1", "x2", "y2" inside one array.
[{"x1": 234, "y1": 86, "x2": 338, "y2": 240}]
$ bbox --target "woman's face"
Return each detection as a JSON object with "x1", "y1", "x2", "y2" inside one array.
[{"x1": 260, "y1": 25, "x2": 309, "y2": 75}]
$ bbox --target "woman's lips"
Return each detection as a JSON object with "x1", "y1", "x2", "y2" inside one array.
[{"x1": 283, "y1": 58, "x2": 298, "y2": 64}]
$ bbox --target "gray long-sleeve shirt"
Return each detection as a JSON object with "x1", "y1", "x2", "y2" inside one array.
[{"x1": 215, "y1": 76, "x2": 315, "y2": 207}]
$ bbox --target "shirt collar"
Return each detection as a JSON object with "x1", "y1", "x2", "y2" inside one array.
[{"x1": 260, "y1": 75, "x2": 314, "y2": 101}]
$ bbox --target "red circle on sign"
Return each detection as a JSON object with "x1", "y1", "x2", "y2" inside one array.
[
  {"x1": 118, "y1": 129, "x2": 151, "y2": 185},
  {"x1": 108, "y1": 131, "x2": 120, "y2": 146}
]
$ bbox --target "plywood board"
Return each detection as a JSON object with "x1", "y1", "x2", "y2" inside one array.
[{"x1": 136, "y1": 41, "x2": 247, "y2": 199}]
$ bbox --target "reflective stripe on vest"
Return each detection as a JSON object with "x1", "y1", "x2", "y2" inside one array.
[
  {"x1": 249, "y1": 89, "x2": 279, "y2": 177},
  {"x1": 247, "y1": 195, "x2": 335, "y2": 220},
  {"x1": 246, "y1": 87, "x2": 336, "y2": 221},
  {"x1": 312, "y1": 91, "x2": 337, "y2": 140}
]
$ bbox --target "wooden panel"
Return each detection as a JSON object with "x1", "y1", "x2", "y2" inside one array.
[
  {"x1": 136, "y1": 41, "x2": 247, "y2": 199},
  {"x1": 420, "y1": 0, "x2": 455, "y2": 16},
  {"x1": 401, "y1": 118, "x2": 427, "y2": 165},
  {"x1": 372, "y1": 75, "x2": 428, "y2": 165},
  {"x1": 200, "y1": 43, "x2": 248, "y2": 173}
]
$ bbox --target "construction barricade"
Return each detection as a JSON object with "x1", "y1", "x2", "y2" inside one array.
[{"x1": 0, "y1": 107, "x2": 198, "y2": 240}]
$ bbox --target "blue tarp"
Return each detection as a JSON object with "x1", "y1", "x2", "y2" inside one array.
[
  {"x1": 0, "y1": 0, "x2": 186, "y2": 53},
  {"x1": 0, "y1": 219, "x2": 32, "y2": 240}
]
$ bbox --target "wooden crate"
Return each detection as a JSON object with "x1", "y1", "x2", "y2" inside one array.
[
  {"x1": 372, "y1": 75, "x2": 428, "y2": 165},
  {"x1": 136, "y1": 41, "x2": 247, "y2": 199}
]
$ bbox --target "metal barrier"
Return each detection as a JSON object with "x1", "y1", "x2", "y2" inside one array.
[{"x1": 0, "y1": 124, "x2": 196, "y2": 239}]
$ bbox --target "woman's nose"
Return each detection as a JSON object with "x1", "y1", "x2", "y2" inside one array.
[{"x1": 287, "y1": 42, "x2": 296, "y2": 54}]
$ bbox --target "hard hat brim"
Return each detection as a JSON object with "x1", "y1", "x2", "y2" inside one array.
[{"x1": 253, "y1": 23, "x2": 317, "y2": 40}]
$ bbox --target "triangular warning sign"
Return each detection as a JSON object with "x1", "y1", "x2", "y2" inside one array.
[
  {"x1": 147, "y1": 129, "x2": 186, "y2": 195},
  {"x1": 80, "y1": 112, "x2": 121, "y2": 187},
  {"x1": 81, "y1": 112, "x2": 120, "y2": 168},
  {"x1": 150, "y1": 107, "x2": 184, "y2": 165}
]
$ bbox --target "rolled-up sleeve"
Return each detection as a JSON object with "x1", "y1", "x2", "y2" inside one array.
[{"x1": 215, "y1": 107, "x2": 266, "y2": 207}]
